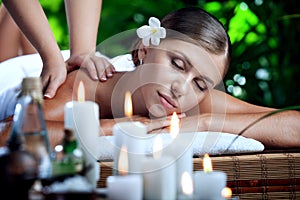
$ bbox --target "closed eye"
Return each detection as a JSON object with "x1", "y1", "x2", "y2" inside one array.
[
  {"x1": 194, "y1": 78, "x2": 207, "y2": 91},
  {"x1": 171, "y1": 58, "x2": 185, "y2": 71}
]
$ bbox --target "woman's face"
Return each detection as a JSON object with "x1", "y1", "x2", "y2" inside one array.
[{"x1": 138, "y1": 39, "x2": 225, "y2": 117}]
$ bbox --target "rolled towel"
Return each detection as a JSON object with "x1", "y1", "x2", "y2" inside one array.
[{"x1": 92, "y1": 132, "x2": 264, "y2": 161}]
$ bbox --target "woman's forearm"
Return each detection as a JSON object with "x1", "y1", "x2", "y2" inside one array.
[
  {"x1": 203, "y1": 110, "x2": 300, "y2": 148},
  {"x1": 2, "y1": 0, "x2": 63, "y2": 64},
  {"x1": 64, "y1": 0, "x2": 102, "y2": 55}
]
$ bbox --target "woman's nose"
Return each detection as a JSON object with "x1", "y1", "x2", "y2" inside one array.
[{"x1": 171, "y1": 74, "x2": 192, "y2": 98}]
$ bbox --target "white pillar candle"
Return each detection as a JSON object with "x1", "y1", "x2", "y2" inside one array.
[
  {"x1": 107, "y1": 174, "x2": 143, "y2": 200},
  {"x1": 193, "y1": 171, "x2": 227, "y2": 199},
  {"x1": 193, "y1": 154, "x2": 227, "y2": 200},
  {"x1": 107, "y1": 143, "x2": 143, "y2": 200},
  {"x1": 64, "y1": 101, "x2": 100, "y2": 159},
  {"x1": 142, "y1": 135, "x2": 176, "y2": 200},
  {"x1": 64, "y1": 81, "x2": 101, "y2": 187},
  {"x1": 163, "y1": 132, "x2": 194, "y2": 195},
  {"x1": 113, "y1": 121, "x2": 147, "y2": 174}
]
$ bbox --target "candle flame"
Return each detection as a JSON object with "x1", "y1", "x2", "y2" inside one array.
[
  {"x1": 153, "y1": 135, "x2": 163, "y2": 159},
  {"x1": 221, "y1": 187, "x2": 232, "y2": 198},
  {"x1": 77, "y1": 81, "x2": 85, "y2": 102},
  {"x1": 170, "y1": 112, "x2": 179, "y2": 139},
  {"x1": 203, "y1": 153, "x2": 213, "y2": 173},
  {"x1": 124, "y1": 91, "x2": 133, "y2": 117},
  {"x1": 181, "y1": 171, "x2": 193, "y2": 195},
  {"x1": 118, "y1": 145, "x2": 129, "y2": 176}
]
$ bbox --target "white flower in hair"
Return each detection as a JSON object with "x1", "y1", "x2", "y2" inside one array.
[{"x1": 136, "y1": 17, "x2": 166, "y2": 46}]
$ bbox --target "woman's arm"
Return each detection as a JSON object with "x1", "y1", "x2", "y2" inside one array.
[
  {"x1": 182, "y1": 89, "x2": 300, "y2": 148},
  {"x1": 180, "y1": 111, "x2": 300, "y2": 148},
  {"x1": 2, "y1": 0, "x2": 66, "y2": 98},
  {"x1": 64, "y1": 0, "x2": 115, "y2": 81},
  {"x1": 64, "y1": 0, "x2": 101, "y2": 56},
  {"x1": 0, "y1": 5, "x2": 36, "y2": 61}
]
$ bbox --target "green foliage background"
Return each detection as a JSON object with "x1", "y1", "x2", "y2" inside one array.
[{"x1": 3, "y1": 0, "x2": 300, "y2": 108}]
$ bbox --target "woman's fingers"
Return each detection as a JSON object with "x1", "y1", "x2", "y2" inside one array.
[
  {"x1": 99, "y1": 114, "x2": 187, "y2": 136},
  {"x1": 146, "y1": 113, "x2": 186, "y2": 133}
]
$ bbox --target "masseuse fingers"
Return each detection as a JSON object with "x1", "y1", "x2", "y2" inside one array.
[
  {"x1": 82, "y1": 57, "x2": 99, "y2": 81},
  {"x1": 43, "y1": 75, "x2": 66, "y2": 99},
  {"x1": 41, "y1": 62, "x2": 67, "y2": 98},
  {"x1": 92, "y1": 56, "x2": 115, "y2": 81},
  {"x1": 104, "y1": 64, "x2": 116, "y2": 78}
]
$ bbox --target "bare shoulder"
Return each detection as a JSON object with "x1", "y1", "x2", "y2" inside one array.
[{"x1": 198, "y1": 89, "x2": 275, "y2": 114}]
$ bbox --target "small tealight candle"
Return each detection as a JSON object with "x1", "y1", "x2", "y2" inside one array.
[
  {"x1": 107, "y1": 145, "x2": 143, "y2": 200},
  {"x1": 193, "y1": 154, "x2": 227, "y2": 200},
  {"x1": 64, "y1": 81, "x2": 100, "y2": 187},
  {"x1": 142, "y1": 135, "x2": 176, "y2": 200}
]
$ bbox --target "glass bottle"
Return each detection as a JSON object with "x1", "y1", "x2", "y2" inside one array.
[{"x1": 7, "y1": 77, "x2": 52, "y2": 180}]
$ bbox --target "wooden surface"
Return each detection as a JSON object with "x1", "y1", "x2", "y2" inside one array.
[{"x1": 97, "y1": 150, "x2": 300, "y2": 200}]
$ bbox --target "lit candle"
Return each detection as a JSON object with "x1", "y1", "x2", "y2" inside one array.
[
  {"x1": 177, "y1": 171, "x2": 194, "y2": 199},
  {"x1": 124, "y1": 91, "x2": 133, "y2": 117},
  {"x1": 142, "y1": 135, "x2": 176, "y2": 200},
  {"x1": 64, "y1": 81, "x2": 100, "y2": 187},
  {"x1": 221, "y1": 187, "x2": 232, "y2": 199},
  {"x1": 163, "y1": 112, "x2": 194, "y2": 196},
  {"x1": 193, "y1": 154, "x2": 227, "y2": 200},
  {"x1": 107, "y1": 145, "x2": 143, "y2": 200},
  {"x1": 113, "y1": 91, "x2": 147, "y2": 174},
  {"x1": 170, "y1": 112, "x2": 180, "y2": 139}
]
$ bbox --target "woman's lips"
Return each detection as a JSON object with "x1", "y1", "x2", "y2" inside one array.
[{"x1": 158, "y1": 92, "x2": 176, "y2": 110}]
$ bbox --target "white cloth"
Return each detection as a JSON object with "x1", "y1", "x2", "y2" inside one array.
[
  {"x1": 94, "y1": 132, "x2": 264, "y2": 161},
  {"x1": 0, "y1": 50, "x2": 69, "y2": 120},
  {"x1": 0, "y1": 50, "x2": 135, "y2": 121}
]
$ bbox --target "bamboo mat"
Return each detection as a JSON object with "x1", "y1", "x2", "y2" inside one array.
[{"x1": 97, "y1": 151, "x2": 300, "y2": 200}]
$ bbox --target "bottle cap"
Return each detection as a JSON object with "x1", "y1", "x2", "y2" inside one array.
[
  {"x1": 64, "y1": 129, "x2": 76, "y2": 142},
  {"x1": 21, "y1": 77, "x2": 43, "y2": 91}
]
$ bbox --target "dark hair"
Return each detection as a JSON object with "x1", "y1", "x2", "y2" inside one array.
[{"x1": 131, "y1": 7, "x2": 231, "y2": 76}]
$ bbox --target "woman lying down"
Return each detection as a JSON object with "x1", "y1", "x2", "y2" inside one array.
[{"x1": 0, "y1": 7, "x2": 300, "y2": 149}]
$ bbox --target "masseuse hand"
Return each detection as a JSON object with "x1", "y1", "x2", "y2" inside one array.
[
  {"x1": 41, "y1": 59, "x2": 67, "y2": 99},
  {"x1": 66, "y1": 52, "x2": 116, "y2": 81}
]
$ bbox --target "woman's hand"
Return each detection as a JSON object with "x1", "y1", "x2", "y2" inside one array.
[
  {"x1": 41, "y1": 59, "x2": 67, "y2": 99},
  {"x1": 66, "y1": 52, "x2": 116, "y2": 81},
  {"x1": 98, "y1": 113, "x2": 209, "y2": 137},
  {"x1": 99, "y1": 115, "x2": 175, "y2": 136},
  {"x1": 128, "y1": 113, "x2": 187, "y2": 133}
]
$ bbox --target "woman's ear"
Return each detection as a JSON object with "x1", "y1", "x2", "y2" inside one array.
[{"x1": 138, "y1": 44, "x2": 147, "y2": 60}]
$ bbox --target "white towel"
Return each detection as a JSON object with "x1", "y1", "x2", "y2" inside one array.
[{"x1": 93, "y1": 132, "x2": 264, "y2": 161}]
